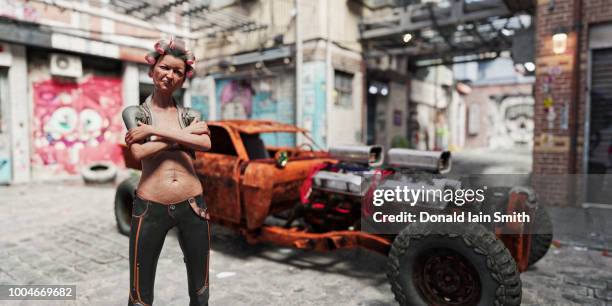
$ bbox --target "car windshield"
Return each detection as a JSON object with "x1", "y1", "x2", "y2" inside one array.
[{"x1": 240, "y1": 132, "x2": 299, "y2": 160}]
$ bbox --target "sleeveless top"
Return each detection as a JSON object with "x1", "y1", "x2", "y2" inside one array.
[{"x1": 122, "y1": 95, "x2": 201, "y2": 159}]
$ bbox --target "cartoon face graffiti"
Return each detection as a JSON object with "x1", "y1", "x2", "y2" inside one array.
[
  {"x1": 32, "y1": 76, "x2": 124, "y2": 175},
  {"x1": 44, "y1": 107, "x2": 107, "y2": 144},
  {"x1": 502, "y1": 98, "x2": 534, "y2": 145}
]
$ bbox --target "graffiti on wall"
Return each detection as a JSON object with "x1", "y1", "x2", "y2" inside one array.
[
  {"x1": 301, "y1": 62, "x2": 327, "y2": 148},
  {"x1": 190, "y1": 77, "x2": 212, "y2": 120},
  {"x1": 217, "y1": 79, "x2": 253, "y2": 119},
  {"x1": 489, "y1": 95, "x2": 534, "y2": 148},
  {"x1": 0, "y1": 135, "x2": 10, "y2": 183},
  {"x1": 215, "y1": 76, "x2": 295, "y2": 146},
  {"x1": 32, "y1": 76, "x2": 124, "y2": 175}
]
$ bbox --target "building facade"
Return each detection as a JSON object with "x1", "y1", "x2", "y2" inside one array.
[
  {"x1": 534, "y1": 0, "x2": 612, "y2": 206},
  {"x1": 0, "y1": 0, "x2": 192, "y2": 183},
  {"x1": 193, "y1": 0, "x2": 410, "y2": 149},
  {"x1": 0, "y1": 0, "x2": 410, "y2": 183}
]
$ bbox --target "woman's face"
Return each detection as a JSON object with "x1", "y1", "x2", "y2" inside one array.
[{"x1": 150, "y1": 54, "x2": 186, "y2": 94}]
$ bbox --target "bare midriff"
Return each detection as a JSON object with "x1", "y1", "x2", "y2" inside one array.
[{"x1": 135, "y1": 107, "x2": 203, "y2": 204}]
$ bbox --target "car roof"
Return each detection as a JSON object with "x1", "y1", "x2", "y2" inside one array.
[{"x1": 208, "y1": 120, "x2": 307, "y2": 134}]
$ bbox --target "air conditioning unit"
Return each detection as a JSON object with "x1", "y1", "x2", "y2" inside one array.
[{"x1": 50, "y1": 53, "x2": 82, "y2": 78}]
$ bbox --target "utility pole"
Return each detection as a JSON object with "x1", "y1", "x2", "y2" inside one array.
[{"x1": 295, "y1": 0, "x2": 303, "y2": 144}]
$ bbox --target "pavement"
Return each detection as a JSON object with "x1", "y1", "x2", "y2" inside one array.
[
  {"x1": 548, "y1": 206, "x2": 612, "y2": 252},
  {"x1": 0, "y1": 178, "x2": 611, "y2": 306}
]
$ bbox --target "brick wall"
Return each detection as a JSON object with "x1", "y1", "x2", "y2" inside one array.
[{"x1": 534, "y1": 0, "x2": 612, "y2": 206}]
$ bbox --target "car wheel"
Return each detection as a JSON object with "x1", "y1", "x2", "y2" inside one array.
[
  {"x1": 387, "y1": 222, "x2": 521, "y2": 306},
  {"x1": 528, "y1": 206, "x2": 553, "y2": 267},
  {"x1": 114, "y1": 175, "x2": 139, "y2": 236}
]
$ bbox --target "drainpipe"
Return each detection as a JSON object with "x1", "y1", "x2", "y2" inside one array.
[
  {"x1": 569, "y1": 0, "x2": 582, "y2": 206},
  {"x1": 325, "y1": 0, "x2": 332, "y2": 149},
  {"x1": 569, "y1": 0, "x2": 582, "y2": 174},
  {"x1": 295, "y1": 0, "x2": 304, "y2": 144}
]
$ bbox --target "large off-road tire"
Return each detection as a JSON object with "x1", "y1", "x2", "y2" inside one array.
[
  {"x1": 387, "y1": 222, "x2": 522, "y2": 306},
  {"x1": 114, "y1": 175, "x2": 140, "y2": 236},
  {"x1": 528, "y1": 207, "x2": 553, "y2": 267}
]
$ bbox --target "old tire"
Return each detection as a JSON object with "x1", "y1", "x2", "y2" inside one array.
[
  {"x1": 387, "y1": 222, "x2": 521, "y2": 306},
  {"x1": 528, "y1": 207, "x2": 553, "y2": 267},
  {"x1": 114, "y1": 175, "x2": 140, "y2": 236},
  {"x1": 81, "y1": 162, "x2": 117, "y2": 184}
]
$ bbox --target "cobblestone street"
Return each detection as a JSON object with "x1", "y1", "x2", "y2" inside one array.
[{"x1": 1, "y1": 181, "x2": 611, "y2": 305}]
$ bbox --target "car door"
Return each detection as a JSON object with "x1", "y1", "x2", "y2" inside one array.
[{"x1": 195, "y1": 125, "x2": 242, "y2": 224}]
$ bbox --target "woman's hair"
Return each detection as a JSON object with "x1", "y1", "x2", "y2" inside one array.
[{"x1": 144, "y1": 37, "x2": 196, "y2": 78}]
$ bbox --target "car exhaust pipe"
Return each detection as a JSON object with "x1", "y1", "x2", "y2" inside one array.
[
  {"x1": 328, "y1": 145, "x2": 384, "y2": 167},
  {"x1": 387, "y1": 148, "x2": 452, "y2": 174}
]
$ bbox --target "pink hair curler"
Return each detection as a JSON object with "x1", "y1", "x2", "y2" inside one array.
[
  {"x1": 154, "y1": 41, "x2": 165, "y2": 54},
  {"x1": 144, "y1": 54, "x2": 157, "y2": 64}
]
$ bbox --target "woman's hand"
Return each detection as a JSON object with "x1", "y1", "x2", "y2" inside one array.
[
  {"x1": 125, "y1": 121, "x2": 156, "y2": 145},
  {"x1": 184, "y1": 119, "x2": 210, "y2": 135}
]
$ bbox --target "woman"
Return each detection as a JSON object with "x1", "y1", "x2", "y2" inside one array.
[{"x1": 122, "y1": 38, "x2": 211, "y2": 306}]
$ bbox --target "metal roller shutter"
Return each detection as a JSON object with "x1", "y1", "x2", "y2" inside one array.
[{"x1": 587, "y1": 48, "x2": 612, "y2": 204}]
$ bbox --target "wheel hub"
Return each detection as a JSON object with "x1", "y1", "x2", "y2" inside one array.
[{"x1": 414, "y1": 249, "x2": 481, "y2": 305}]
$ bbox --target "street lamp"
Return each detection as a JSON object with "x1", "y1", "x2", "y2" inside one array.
[
  {"x1": 368, "y1": 85, "x2": 378, "y2": 95},
  {"x1": 552, "y1": 28, "x2": 568, "y2": 54},
  {"x1": 380, "y1": 86, "x2": 389, "y2": 96},
  {"x1": 403, "y1": 33, "x2": 412, "y2": 43}
]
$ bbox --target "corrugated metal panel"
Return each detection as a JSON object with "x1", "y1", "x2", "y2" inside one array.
[{"x1": 587, "y1": 48, "x2": 612, "y2": 204}]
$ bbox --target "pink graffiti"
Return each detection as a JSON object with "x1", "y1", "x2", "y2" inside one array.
[
  {"x1": 32, "y1": 76, "x2": 124, "y2": 175},
  {"x1": 220, "y1": 80, "x2": 253, "y2": 117}
]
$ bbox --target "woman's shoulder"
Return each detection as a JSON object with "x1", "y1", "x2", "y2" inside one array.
[
  {"x1": 122, "y1": 105, "x2": 143, "y2": 115},
  {"x1": 122, "y1": 105, "x2": 148, "y2": 129}
]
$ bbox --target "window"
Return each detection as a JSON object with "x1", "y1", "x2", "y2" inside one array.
[
  {"x1": 334, "y1": 70, "x2": 353, "y2": 107},
  {"x1": 208, "y1": 126, "x2": 237, "y2": 156},
  {"x1": 240, "y1": 133, "x2": 270, "y2": 160}
]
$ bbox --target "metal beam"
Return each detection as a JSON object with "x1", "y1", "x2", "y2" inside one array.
[
  {"x1": 365, "y1": 39, "x2": 509, "y2": 59},
  {"x1": 360, "y1": 0, "x2": 511, "y2": 40}
]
